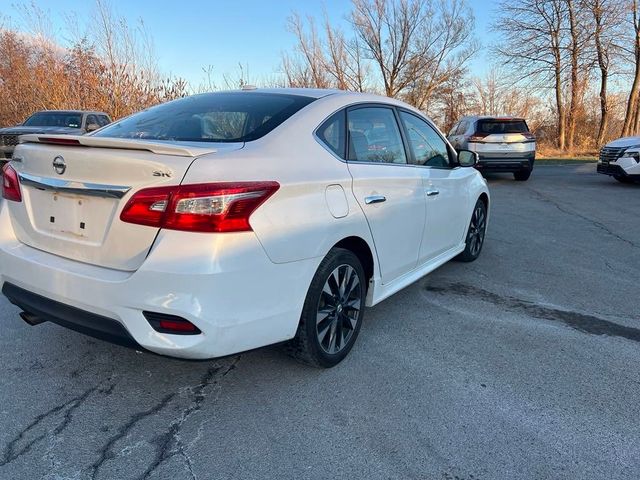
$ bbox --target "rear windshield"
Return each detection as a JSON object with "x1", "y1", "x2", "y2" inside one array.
[
  {"x1": 23, "y1": 112, "x2": 82, "y2": 128},
  {"x1": 476, "y1": 119, "x2": 529, "y2": 135},
  {"x1": 94, "y1": 92, "x2": 316, "y2": 143}
]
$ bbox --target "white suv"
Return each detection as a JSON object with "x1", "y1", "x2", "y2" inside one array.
[
  {"x1": 448, "y1": 116, "x2": 536, "y2": 181},
  {"x1": 597, "y1": 136, "x2": 640, "y2": 183},
  {"x1": 0, "y1": 89, "x2": 489, "y2": 367}
]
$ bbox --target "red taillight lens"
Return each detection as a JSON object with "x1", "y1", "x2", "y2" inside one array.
[
  {"x1": 2, "y1": 164, "x2": 22, "y2": 202},
  {"x1": 119, "y1": 187, "x2": 170, "y2": 227},
  {"x1": 468, "y1": 133, "x2": 488, "y2": 142},
  {"x1": 143, "y1": 311, "x2": 201, "y2": 335},
  {"x1": 120, "y1": 182, "x2": 279, "y2": 233}
]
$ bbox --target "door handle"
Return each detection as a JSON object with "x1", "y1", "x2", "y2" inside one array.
[
  {"x1": 426, "y1": 189, "x2": 440, "y2": 197},
  {"x1": 365, "y1": 195, "x2": 386, "y2": 204}
]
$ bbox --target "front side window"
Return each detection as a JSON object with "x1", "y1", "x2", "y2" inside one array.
[
  {"x1": 347, "y1": 107, "x2": 407, "y2": 164},
  {"x1": 316, "y1": 110, "x2": 346, "y2": 158},
  {"x1": 400, "y1": 111, "x2": 451, "y2": 168},
  {"x1": 94, "y1": 93, "x2": 315, "y2": 143}
]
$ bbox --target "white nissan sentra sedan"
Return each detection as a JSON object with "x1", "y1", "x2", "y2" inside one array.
[{"x1": 0, "y1": 89, "x2": 489, "y2": 367}]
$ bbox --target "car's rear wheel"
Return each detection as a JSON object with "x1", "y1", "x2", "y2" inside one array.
[
  {"x1": 456, "y1": 198, "x2": 487, "y2": 263},
  {"x1": 514, "y1": 169, "x2": 532, "y2": 181},
  {"x1": 285, "y1": 248, "x2": 366, "y2": 368}
]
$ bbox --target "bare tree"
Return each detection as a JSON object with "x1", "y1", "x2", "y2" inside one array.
[
  {"x1": 565, "y1": 0, "x2": 588, "y2": 151},
  {"x1": 282, "y1": 11, "x2": 369, "y2": 91},
  {"x1": 494, "y1": 0, "x2": 569, "y2": 150},
  {"x1": 582, "y1": 0, "x2": 624, "y2": 146},
  {"x1": 623, "y1": 0, "x2": 640, "y2": 137},
  {"x1": 350, "y1": 0, "x2": 476, "y2": 103}
]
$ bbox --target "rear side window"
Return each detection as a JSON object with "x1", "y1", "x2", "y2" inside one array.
[
  {"x1": 477, "y1": 119, "x2": 529, "y2": 134},
  {"x1": 94, "y1": 92, "x2": 315, "y2": 143},
  {"x1": 456, "y1": 121, "x2": 469, "y2": 135},
  {"x1": 317, "y1": 111, "x2": 346, "y2": 158},
  {"x1": 347, "y1": 107, "x2": 407, "y2": 164},
  {"x1": 98, "y1": 115, "x2": 111, "y2": 127}
]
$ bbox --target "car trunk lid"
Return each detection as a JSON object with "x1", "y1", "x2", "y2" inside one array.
[{"x1": 7, "y1": 134, "x2": 242, "y2": 271}]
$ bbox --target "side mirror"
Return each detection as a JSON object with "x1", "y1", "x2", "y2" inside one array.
[
  {"x1": 458, "y1": 149, "x2": 479, "y2": 167},
  {"x1": 85, "y1": 123, "x2": 100, "y2": 133}
]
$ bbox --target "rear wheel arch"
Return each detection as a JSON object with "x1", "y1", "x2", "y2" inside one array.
[{"x1": 331, "y1": 236, "x2": 375, "y2": 289}]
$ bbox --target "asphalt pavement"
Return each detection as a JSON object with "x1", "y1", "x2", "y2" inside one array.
[{"x1": 0, "y1": 163, "x2": 639, "y2": 480}]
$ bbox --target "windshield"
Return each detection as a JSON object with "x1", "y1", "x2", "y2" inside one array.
[
  {"x1": 477, "y1": 119, "x2": 529, "y2": 135},
  {"x1": 23, "y1": 112, "x2": 83, "y2": 128},
  {"x1": 95, "y1": 92, "x2": 316, "y2": 143}
]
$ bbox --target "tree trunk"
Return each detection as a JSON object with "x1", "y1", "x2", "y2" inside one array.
[
  {"x1": 552, "y1": 29, "x2": 566, "y2": 151},
  {"x1": 593, "y1": 0, "x2": 609, "y2": 147},
  {"x1": 566, "y1": 0, "x2": 579, "y2": 152},
  {"x1": 623, "y1": 1, "x2": 640, "y2": 137}
]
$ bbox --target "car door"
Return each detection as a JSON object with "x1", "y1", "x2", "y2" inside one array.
[
  {"x1": 345, "y1": 105, "x2": 426, "y2": 284},
  {"x1": 398, "y1": 110, "x2": 475, "y2": 263}
]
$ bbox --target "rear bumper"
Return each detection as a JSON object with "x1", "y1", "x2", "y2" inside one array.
[
  {"x1": 0, "y1": 203, "x2": 320, "y2": 359},
  {"x1": 476, "y1": 153, "x2": 535, "y2": 173},
  {"x1": 3, "y1": 282, "x2": 141, "y2": 350}
]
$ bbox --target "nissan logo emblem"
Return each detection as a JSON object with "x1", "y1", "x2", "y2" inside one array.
[{"x1": 52, "y1": 156, "x2": 66, "y2": 175}]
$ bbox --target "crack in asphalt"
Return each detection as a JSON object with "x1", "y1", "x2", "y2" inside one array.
[
  {"x1": 138, "y1": 357, "x2": 241, "y2": 480},
  {"x1": 525, "y1": 187, "x2": 640, "y2": 249},
  {"x1": 87, "y1": 356, "x2": 240, "y2": 480},
  {"x1": 426, "y1": 283, "x2": 640, "y2": 343},
  {"x1": 88, "y1": 393, "x2": 176, "y2": 480},
  {"x1": 0, "y1": 386, "x2": 99, "y2": 467}
]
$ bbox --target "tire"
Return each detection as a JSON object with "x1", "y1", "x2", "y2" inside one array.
[
  {"x1": 285, "y1": 248, "x2": 366, "y2": 368},
  {"x1": 456, "y1": 198, "x2": 487, "y2": 263},
  {"x1": 614, "y1": 175, "x2": 634, "y2": 184},
  {"x1": 513, "y1": 169, "x2": 532, "y2": 181}
]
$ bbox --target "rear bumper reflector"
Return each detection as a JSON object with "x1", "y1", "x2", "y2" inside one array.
[{"x1": 143, "y1": 311, "x2": 201, "y2": 335}]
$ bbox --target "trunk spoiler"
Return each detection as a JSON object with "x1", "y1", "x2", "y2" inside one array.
[{"x1": 19, "y1": 134, "x2": 219, "y2": 157}]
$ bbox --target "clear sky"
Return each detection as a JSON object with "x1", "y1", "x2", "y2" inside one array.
[{"x1": 0, "y1": 0, "x2": 497, "y2": 87}]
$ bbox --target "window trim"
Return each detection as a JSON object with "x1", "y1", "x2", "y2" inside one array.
[
  {"x1": 345, "y1": 103, "x2": 410, "y2": 166},
  {"x1": 397, "y1": 108, "x2": 458, "y2": 169},
  {"x1": 313, "y1": 101, "x2": 457, "y2": 168},
  {"x1": 315, "y1": 109, "x2": 347, "y2": 160}
]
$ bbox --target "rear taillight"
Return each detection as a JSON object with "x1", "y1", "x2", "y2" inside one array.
[
  {"x1": 523, "y1": 132, "x2": 535, "y2": 140},
  {"x1": 120, "y1": 182, "x2": 279, "y2": 233},
  {"x1": 468, "y1": 133, "x2": 488, "y2": 142},
  {"x1": 2, "y1": 164, "x2": 22, "y2": 202}
]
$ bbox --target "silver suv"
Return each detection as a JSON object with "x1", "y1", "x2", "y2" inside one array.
[{"x1": 448, "y1": 116, "x2": 536, "y2": 181}]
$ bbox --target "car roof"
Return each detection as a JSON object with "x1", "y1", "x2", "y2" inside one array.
[
  {"x1": 234, "y1": 87, "x2": 343, "y2": 99},
  {"x1": 461, "y1": 115, "x2": 526, "y2": 121},
  {"x1": 31, "y1": 110, "x2": 110, "y2": 116}
]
